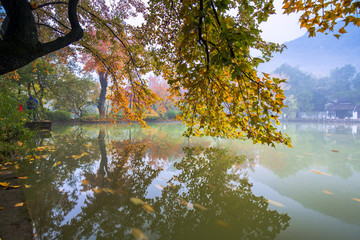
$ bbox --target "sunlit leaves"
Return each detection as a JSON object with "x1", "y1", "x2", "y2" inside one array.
[
  {"x1": 145, "y1": 0, "x2": 291, "y2": 146},
  {"x1": 13, "y1": 202, "x2": 24, "y2": 207},
  {"x1": 283, "y1": 0, "x2": 360, "y2": 37}
]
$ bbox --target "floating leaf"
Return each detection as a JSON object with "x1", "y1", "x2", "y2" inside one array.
[
  {"x1": 82, "y1": 179, "x2": 90, "y2": 185},
  {"x1": 154, "y1": 184, "x2": 165, "y2": 190},
  {"x1": 352, "y1": 198, "x2": 360, "y2": 202},
  {"x1": 179, "y1": 199, "x2": 193, "y2": 209},
  {"x1": 14, "y1": 202, "x2": 24, "y2": 207},
  {"x1": 131, "y1": 228, "x2": 149, "y2": 240},
  {"x1": 142, "y1": 203, "x2": 155, "y2": 213},
  {"x1": 216, "y1": 220, "x2": 229, "y2": 227},
  {"x1": 18, "y1": 176, "x2": 28, "y2": 179},
  {"x1": 0, "y1": 182, "x2": 10, "y2": 187},
  {"x1": 93, "y1": 188, "x2": 102, "y2": 194},
  {"x1": 0, "y1": 206, "x2": 4, "y2": 210},
  {"x1": 266, "y1": 199, "x2": 285, "y2": 207},
  {"x1": 206, "y1": 183, "x2": 216, "y2": 189},
  {"x1": 130, "y1": 197, "x2": 145, "y2": 206},
  {"x1": 102, "y1": 188, "x2": 115, "y2": 194},
  {"x1": 331, "y1": 150, "x2": 339, "y2": 152},
  {"x1": 10, "y1": 185, "x2": 20, "y2": 189},
  {"x1": 322, "y1": 190, "x2": 334, "y2": 195},
  {"x1": 25, "y1": 184, "x2": 31, "y2": 188},
  {"x1": 311, "y1": 170, "x2": 332, "y2": 176},
  {"x1": 305, "y1": 153, "x2": 313, "y2": 156},
  {"x1": 52, "y1": 161, "x2": 61, "y2": 167},
  {"x1": 193, "y1": 203, "x2": 207, "y2": 211}
]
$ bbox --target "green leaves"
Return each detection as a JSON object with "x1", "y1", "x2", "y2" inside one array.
[{"x1": 143, "y1": 0, "x2": 291, "y2": 146}]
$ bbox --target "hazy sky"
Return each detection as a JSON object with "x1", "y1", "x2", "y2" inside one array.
[{"x1": 260, "y1": 0, "x2": 306, "y2": 43}]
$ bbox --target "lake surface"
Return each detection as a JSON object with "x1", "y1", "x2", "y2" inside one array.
[{"x1": 18, "y1": 123, "x2": 360, "y2": 240}]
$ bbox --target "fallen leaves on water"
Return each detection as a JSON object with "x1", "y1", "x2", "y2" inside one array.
[
  {"x1": 179, "y1": 199, "x2": 193, "y2": 209},
  {"x1": 331, "y1": 150, "x2": 339, "y2": 152},
  {"x1": 14, "y1": 202, "x2": 24, "y2": 207},
  {"x1": 0, "y1": 207, "x2": 4, "y2": 210},
  {"x1": 154, "y1": 184, "x2": 165, "y2": 190},
  {"x1": 305, "y1": 153, "x2": 313, "y2": 156},
  {"x1": 142, "y1": 203, "x2": 155, "y2": 213},
  {"x1": 130, "y1": 197, "x2": 145, "y2": 206},
  {"x1": 82, "y1": 179, "x2": 90, "y2": 185},
  {"x1": 322, "y1": 190, "x2": 334, "y2": 195},
  {"x1": 10, "y1": 185, "x2": 20, "y2": 189},
  {"x1": 0, "y1": 182, "x2": 10, "y2": 187},
  {"x1": 131, "y1": 228, "x2": 149, "y2": 240},
  {"x1": 24, "y1": 185, "x2": 31, "y2": 188},
  {"x1": 352, "y1": 198, "x2": 360, "y2": 202},
  {"x1": 311, "y1": 170, "x2": 332, "y2": 176},
  {"x1": 93, "y1": 188, "x2": 102, "y2": 194},
  {"x1": 193, "y1": 203, "x2": 208, "y2": 211},
  {"x1": 216, "y1": 220, "x2": 229, "y2": 227},
  {"x1": 18, "y1": 176, "x2": 28, "y2": 179},
  {"x1": 266, "y1": 199, "x2": 285, "y2": 208},
  {"x1": 52, "y1": 161, "x2": 61, "y2": 167},
  {"x1": 102, "y1": 188, "x2": 115, "y2": 194}
]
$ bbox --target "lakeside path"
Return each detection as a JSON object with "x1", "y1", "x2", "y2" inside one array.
[{"x1": 0, "y1": 171, "x2": 33, "y2": 240}]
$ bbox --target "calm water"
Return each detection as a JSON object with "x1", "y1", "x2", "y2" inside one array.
[{"x1": 18, "y1": 123, "x2": 360, "y2": 240}]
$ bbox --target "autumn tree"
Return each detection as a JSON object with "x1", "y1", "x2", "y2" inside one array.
[{"x1": 0, "y1": 0, "x2": 292, "y2": 146}]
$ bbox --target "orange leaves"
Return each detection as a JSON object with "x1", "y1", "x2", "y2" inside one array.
[{"x1": 311, "y1": 170, "x2": 332, "y2": 176}]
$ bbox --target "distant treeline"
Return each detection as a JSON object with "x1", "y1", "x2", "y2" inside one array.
[{"x1": 275, "y1": 64, "x2": 360, "y2": 117}]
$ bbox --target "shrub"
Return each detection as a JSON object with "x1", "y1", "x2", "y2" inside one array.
[
  {"x1": 45, "y1": 110, "x2": 72, "y2": 121},
  {"x1": 0, "y1": 89, "x2": 34, "y2": 160}
]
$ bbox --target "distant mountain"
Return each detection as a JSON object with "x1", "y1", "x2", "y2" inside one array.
[{"x1": 259, "y1": 25, "x2": 360, "y2": 76}]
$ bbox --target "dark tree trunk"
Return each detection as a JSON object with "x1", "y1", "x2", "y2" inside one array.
[
  {"x1": 97, "y1": 71, "x2": 108, "y2": 119},
  {"x1": 97, "y1": 129, "x2": 108, "y2": 177},
  {"x1": 0, "y1": 0, "x2": 83, "y2": 75}
]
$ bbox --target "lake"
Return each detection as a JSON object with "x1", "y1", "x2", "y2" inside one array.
[{"x1": 18, "y1": 122, "x2": 360, "y2": 239}]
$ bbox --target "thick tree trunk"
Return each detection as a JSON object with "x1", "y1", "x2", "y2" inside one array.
[
  {"x1": 0, "y1": 0, "x2": 83, "y2": 75},
  {"x1": 97, "y1": 71, "x2": 108, "y2": 119}
]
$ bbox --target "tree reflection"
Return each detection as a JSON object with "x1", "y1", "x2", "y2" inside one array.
[
  {"x1": 59, "y1": 138, "x2": 290, "y2": 239},
  {"x1": 147, "y1": 146, "x2": 290, "y2": 240}
]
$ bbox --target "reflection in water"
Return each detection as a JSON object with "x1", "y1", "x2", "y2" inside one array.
[{"x1": 20, "y1": 126, "x2": 290, "y2": 239}]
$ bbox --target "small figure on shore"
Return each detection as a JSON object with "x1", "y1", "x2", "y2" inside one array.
[{"x1": 26, "y1": 96, "x2": 38, "y2": 121}]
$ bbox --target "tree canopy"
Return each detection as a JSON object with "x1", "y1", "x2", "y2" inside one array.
[{"x1": 0, "y1": 0, "x2": 294, "y2": 146}]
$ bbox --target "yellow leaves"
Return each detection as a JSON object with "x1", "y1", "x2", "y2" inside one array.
[
  {"x1": 17, "y1": 141, "x2": 23, "y2": 147},
  {"x1": 0, "y1": 182, "x2": 11, "y2": 187},
  {"x1": 331, "y1": 150, "x2": 339, "y2": 152},
  {"x1": 93, "y1": 188, "x2": 102, "y2": 194},
  {"x1": 352, "y1": 198, "x2": 360, "y2": 202},
  {"x1": 131, "y1": 228, "x2": 149, "y2": 240},
  {"x1": 322, "y1": 190, "x2": 334, "y2": 195},
  {"x1": 142, "y1": 203, "x2": 155, "y2": 213},
  {"x1": 266, "y1": 199, "x2": 285, "y2": 208},
  {"x1": 193, "y1": 203, "x2": 208, "y2": 211},
  {"x1": 82, "y1": 179, "x2": 90, "y2": 185},
  {"x1": 0, "y1": 207, "x2": 4, "y2": 210},
  {"x1": 216, "y1": 220, "x2": 229, "y2": 227},
  {"x1": 52, "y1": 161, "x2": 61, "y2": 167},
  {"x1": 18, "y1": 176, "x2": 28, "y2": 179},
  {"x1": 311, "y1": 170, "x2": 332, "y2": 176},
  {"x1": 102, "y1": 188, "x2": 116, "y2": 194},
  {"x1": 130, "y1": 197, "x2": 155, "y2": 214},
  {"x1": 130, "y1": 197, "x2": 145, "y2": 206},
  {"x1": 14, "y1": 202, "x2": 24, "y2": 207},
  {"x1": 24, "y1": 184, "x2": 31, "y2": 188}
]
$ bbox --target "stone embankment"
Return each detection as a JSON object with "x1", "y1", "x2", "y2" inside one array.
[{"x1": 0, "y1": 171, "x2": 33, "y2": 240}]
